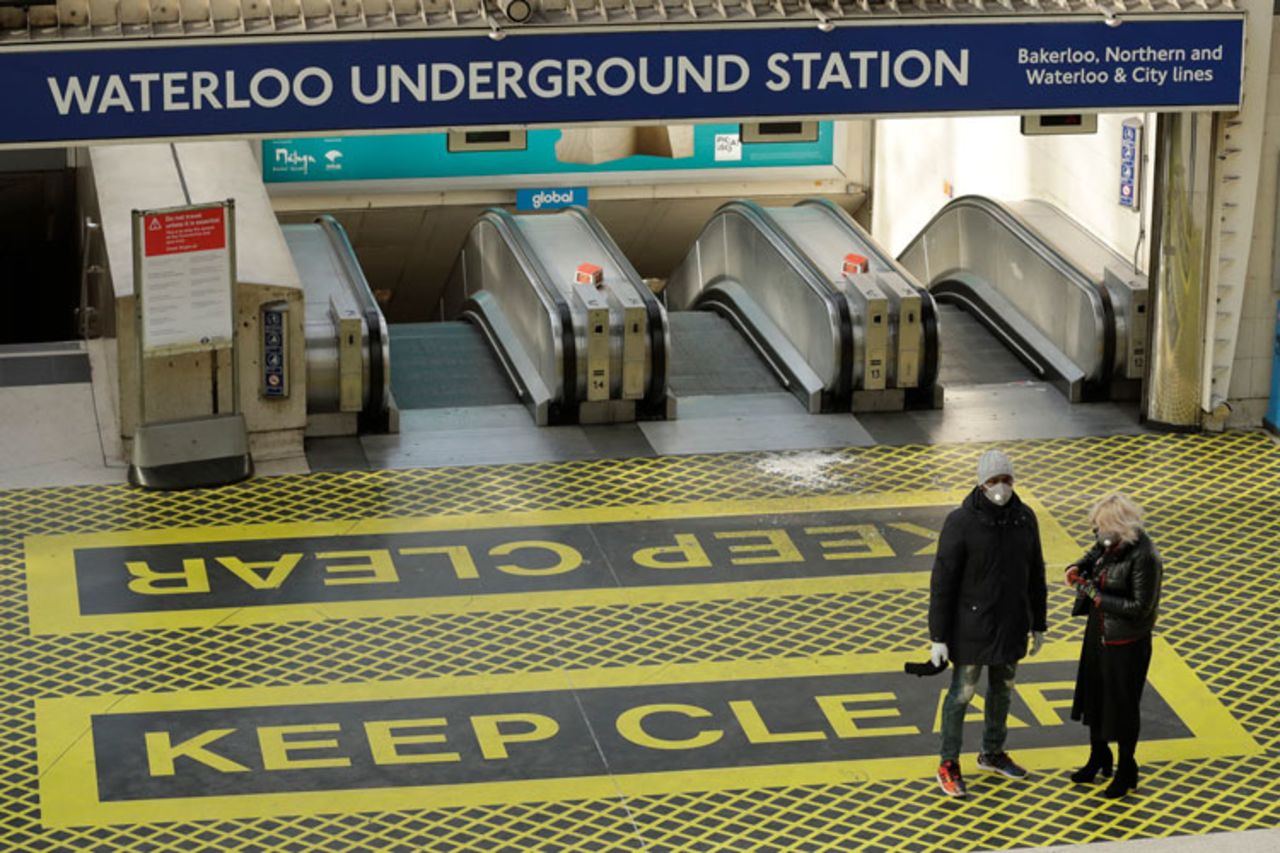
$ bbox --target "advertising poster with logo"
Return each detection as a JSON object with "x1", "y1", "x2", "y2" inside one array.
[{"x1": 261, "y1": 123, "x2": 834, "y2": 183}]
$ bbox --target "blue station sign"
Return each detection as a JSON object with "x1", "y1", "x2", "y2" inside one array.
[
  {"x1": 0, "y1": 16, "x2": 1245, "y2": 146},
  {"x1": 515, "y1": 188, "x2": 589, "y2": 211}
]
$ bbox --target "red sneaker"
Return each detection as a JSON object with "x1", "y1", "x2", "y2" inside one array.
[{"x1": 937, "y1": 759, "x2": 967, "y2": 798}]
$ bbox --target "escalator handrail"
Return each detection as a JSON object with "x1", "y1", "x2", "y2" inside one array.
[
  {"x1": 562, "y1": 205, "x2": 668, "y2": 409},
  {"x1": 1008, "y1": 199, "x2": 1136, "y2": 275},
  {"x1": 475, "y1": 208, "x2": 578, "y2": 413},
  {"x1": 900, "y1": 194, "x2": 1114, "y2": 386},
  {"x1": 1008, "y1": 198, "x2": 1131, "y2": 380},
  {"x1": 797, "y1": 196, "x2": 942, "y2": 390},
  {"x1": 711, "y1": 199, "x2": 853, "y2": 401},
  {"x1": 314, "y1": 214, "x2": 389, "y2": 420},
  {"x1": 716, "y1": 200, "x2": 847, "y2": 309},
  {"x1": 901, "y1": 195, "x2": 1104, "y2": 304},
  {"x1": 798, "y1": 197, "x2": 903, "y2": 274}
]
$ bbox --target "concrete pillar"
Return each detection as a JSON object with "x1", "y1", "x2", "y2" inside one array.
[{"x1": 1145, "y1": 112, "x2": 1217, "y2": 429}]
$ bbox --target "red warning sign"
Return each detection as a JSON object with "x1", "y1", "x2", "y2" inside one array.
[
  {"x1": 143, "y1": 206, "x2": 226, "y2": 257},
  {"x1": 136, "y1": 202, "x2": 234, "y2": 352}
]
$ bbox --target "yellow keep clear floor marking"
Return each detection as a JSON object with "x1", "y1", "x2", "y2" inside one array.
[
  {"x1": 6, "y1": 431, "x2": 1280, "y2": 851},
  {"x1": 24, "y1": 490, "x2": 1080, "y2": 635},
  {"x1": 34, "y1": 639, "x2": 1257, "y2": 828}
]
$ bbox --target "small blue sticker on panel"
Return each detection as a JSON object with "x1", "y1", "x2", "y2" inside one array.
[{"x1": 262, "y1": 305, "x2": 287, "y2": 399}]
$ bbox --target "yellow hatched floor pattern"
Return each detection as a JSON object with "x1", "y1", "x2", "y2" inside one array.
[{"x1": 1, "y1": 431, "x2": 1278, "y2": 850}]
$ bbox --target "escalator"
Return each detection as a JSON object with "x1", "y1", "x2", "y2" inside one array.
[
  {"x1": 934, "y1": 303, "x2": 1035, "y2": 387},
  {"x1": 898, "y1": 195, "x2": 1147, "y2": 403},
  {"x1": 666, "y1": 200, "x2": 849, "y2": 414},
  {"x1": 292, "y1": 196, "x2": 938, "y2": 447},
  {"x1": 284, "y1": 215, "x2": 391, "y2": 433},
  {"x1": 665, "y1": 199, "x2": 937, "y2": 414},
  {"x1": 665, "y1": 312, "x2": 783, "y2": 398},
  {"x1": 773, "y1": 198, "x2": 940, "y2": 409},
  {"x1": 441, "y1": 206, "x2": 669, "y2": 425},
  {"x1": 289, "y1": 195, "x2": 1138, "y2": 457},
  {"x1": 294, "y1": 206, "x2": 672, "y2": 430},
  {"x1": 387, "y1": 322, "x2": 519, "y2": 410}
]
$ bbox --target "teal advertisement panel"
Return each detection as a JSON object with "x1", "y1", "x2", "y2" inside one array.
[{"x1": 262, "y1": 123, "x2": 834, "y2": 183}]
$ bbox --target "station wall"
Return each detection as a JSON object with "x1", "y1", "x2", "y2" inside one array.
[
  {"x1": 873, "y1": 109, "x2": 1278, "y2": 428},
  {"x1": 871, "y1": 113, "x2": 1153, "y2": 267}
]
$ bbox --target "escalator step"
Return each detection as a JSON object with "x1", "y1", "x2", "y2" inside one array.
[
  {"x1": 389, "y1": 322, "x2": 521, "y2": 409},
  {"x1": 667, "y1": 312, "x2": 782, "y2": 397},
  {"x1": 936, "y1": 304, "x2": 1036, "y2": 386}
]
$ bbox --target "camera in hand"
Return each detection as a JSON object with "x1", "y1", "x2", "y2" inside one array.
[{"x1": 904, "y1": 659, "x2": 950, "y2": 677}]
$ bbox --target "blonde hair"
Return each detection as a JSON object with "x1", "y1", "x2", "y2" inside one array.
[{"x1": 1088, "y1": 493, "x2": 1144, "y2": 546}]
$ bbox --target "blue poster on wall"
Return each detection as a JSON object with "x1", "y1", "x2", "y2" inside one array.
[
  {"x1": 261, "y1": 124, "x2": 834, "y2": 183},
  {"x1": 0, "y1": 17, "x2": 1244, "y2": 146}
]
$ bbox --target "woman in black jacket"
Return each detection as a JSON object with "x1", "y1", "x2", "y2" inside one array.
[{"x1": 1064, "y1": 493, "x2": 1163, "y2": 799}]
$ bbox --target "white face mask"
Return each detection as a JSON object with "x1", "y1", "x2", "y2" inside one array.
[{"x1": 984, "y1": 482, "x2": 1012, "y2": 506}]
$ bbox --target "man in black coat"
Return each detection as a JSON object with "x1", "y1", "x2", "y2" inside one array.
[{"x1": 929, "y1": 449, "x2": 1047, "y2": 798}]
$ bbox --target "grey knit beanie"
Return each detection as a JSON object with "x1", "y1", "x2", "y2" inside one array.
[{"x1": 976, "y1": 450, "x2": 1014, "y2": 484}]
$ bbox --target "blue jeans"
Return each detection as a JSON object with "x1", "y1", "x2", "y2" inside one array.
[{"x1": 939, "y1": 662, "x2": 1017, "y2": 762}]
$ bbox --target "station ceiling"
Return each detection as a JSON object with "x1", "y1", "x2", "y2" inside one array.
[{"x1": 0, "y1": 0, "x2": 1240, "y2": 45}]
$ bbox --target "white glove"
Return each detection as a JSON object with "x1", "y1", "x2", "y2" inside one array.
[
  {"x1": 930, "y1": 642, "x2": 949, "y2": 667},
  {"x1": 1030, "y1": 631, "x2": 1044, "y2": 656}
]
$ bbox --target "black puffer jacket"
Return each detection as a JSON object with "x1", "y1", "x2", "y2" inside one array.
[
  {"x1": 1071, "y1": 531, "x2": 1162, "y2": 643},
  {"x1": 929, "y1": 487, "x2": 1047, "y2": 665}
]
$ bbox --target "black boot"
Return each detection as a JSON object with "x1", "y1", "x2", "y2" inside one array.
[
  {"x1": 1071, "y1": 742, "x2": 1113, "y2": 784},
  {"x1": 1103, "y1": 757, "x2": 1138, "y2": 798}
]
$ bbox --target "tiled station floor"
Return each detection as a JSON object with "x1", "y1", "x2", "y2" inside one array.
[{"x1": 2, "y1": 431, "x2": 1278, "y2": 850}]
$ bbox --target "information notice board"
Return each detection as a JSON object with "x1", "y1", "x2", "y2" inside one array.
[{"x1": 133, "y1": 202, "x2": 235, "y2": 356}]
